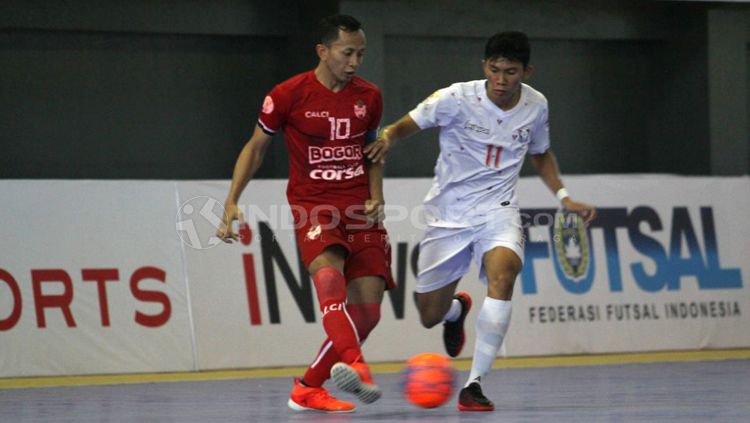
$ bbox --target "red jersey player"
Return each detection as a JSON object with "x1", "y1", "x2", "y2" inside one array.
[{"x1": 217, "y1": 15, "x2": 393, "y2": 414}]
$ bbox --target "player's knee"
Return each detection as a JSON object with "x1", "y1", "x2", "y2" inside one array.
[
  {"x1": 312, "y1": 267, "x2": 347, "y2": 306},
  {"x1": 488, "y1": 270, "x2": 517, "y2": 285},
  {"x1": 487, "y1": 270, "x2": 518, "y2": 299},
  {"x1": 308, "y1": 246, "x2": 347, "y2": 276}
]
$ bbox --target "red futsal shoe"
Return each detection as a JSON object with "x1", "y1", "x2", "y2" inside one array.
[
  {"x1": 287, "y1": 378, "x2": 355, "y2": 413},
  {"x1": 330, "y1": 360, "x2": 381, "y2": 404}
]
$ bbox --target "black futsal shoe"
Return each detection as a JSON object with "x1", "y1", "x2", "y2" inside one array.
[
  {"x1": 458, "y1": 381, "x2": 494, "y2": 411},
  {"x1": 443, "y1": 291, "x2": 472, "y2": 357}
]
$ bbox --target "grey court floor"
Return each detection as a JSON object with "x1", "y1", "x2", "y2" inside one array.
[{"x1": 1, "y1": 359, "x2": 748, "y2": 423}]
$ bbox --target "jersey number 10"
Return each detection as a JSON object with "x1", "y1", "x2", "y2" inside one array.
[{"x1": 328, "y1": 117, "x2": 351, "y2": 140}]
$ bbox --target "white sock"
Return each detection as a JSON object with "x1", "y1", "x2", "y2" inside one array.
[
  {"x1": 443, "y1": 298, "x2": 462, "y2": 322},
  {"x1": 465, "y1": 297, "x2": 512, "y2": 387}
]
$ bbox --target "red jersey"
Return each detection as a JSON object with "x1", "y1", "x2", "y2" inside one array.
[{"x1": 257, "y1": 71, "x2": 383, "y2": 208}]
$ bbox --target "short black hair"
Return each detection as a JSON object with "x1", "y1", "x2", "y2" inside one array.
[
  {"x1": 484, "y1": 31, "x2": 530, "y2": 68},
  {"x1": 317, "y1": 14, "x2": 362, "y2": 45}
]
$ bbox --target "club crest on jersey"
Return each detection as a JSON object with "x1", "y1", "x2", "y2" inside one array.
[
  {"x1": 306, "y1": 225, "x2": 322, "y2": 240},
  {"x1": 553, "y1": 210, "x2": 591, "y2": 281},
  {"x1": 354, "y1": 101, "x2": 367, "y2": 119},
  {"x1": 512, "y1": 127, "x2": 531, "y2": 143},
  {"x1": 262, "y1": 96, "x2": 274, "y2": 114}
]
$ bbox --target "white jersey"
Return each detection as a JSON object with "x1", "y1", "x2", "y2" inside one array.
[{"x1": 409, "y1": 80, "x2": 550, "y2": 227}]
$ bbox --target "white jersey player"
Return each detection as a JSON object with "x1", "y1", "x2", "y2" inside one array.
[
  {"x1": 413, "y1": 80, "x2": 550, "y2": 229},
  {"x1": 365, "y1": 31, "x2": 596, "y2": 412}
]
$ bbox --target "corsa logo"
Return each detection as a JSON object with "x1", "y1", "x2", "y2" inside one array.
[{"x1": 310, "y1": 165, "x2": 365, "y2": 181}]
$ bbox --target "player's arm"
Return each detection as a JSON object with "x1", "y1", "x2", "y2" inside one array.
[
  {"x1": 529, "y1": 150, "x2": 596, "y2": 225},
  {"x1": 363, "y1": 122, "x2": 386, "y2": 223},
  {"x1": 364, "y1": 114, "x2": 422, "y2": 163},
  {"x1": 217, "y1": 125, "x2": 273, "y2": 242},
  {"x1": 364, "y1": 159, "x2": 385, "y2": 223}
]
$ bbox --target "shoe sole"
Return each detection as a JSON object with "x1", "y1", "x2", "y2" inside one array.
[
  {"x1": 330, "y1": 363, "x2": 381, "y2": 404},
  {"x1": 287, "y1": 398, "x2": 355, "y2": 413},
  {"x1": 458, "y1": 403, "x2": 495, "y2": 412}
]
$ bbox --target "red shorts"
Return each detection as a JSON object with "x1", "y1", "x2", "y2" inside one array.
[{"x1": 292, "y1": 203, "x2": 395, "y2": 289}]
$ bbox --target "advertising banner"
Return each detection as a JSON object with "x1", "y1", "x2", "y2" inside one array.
[
  {"x1": 175, "y1": 176, "x2": 750, "y2": 368},
  {"x1": 1, "y1": 176, "x2": 748, "y2": 376},
  {"x1": 0, "y1": 181, "x2": 195, "y2": 377},
  {"x1": 505, "y1": 176, "x2": 749, "y2": 356}
]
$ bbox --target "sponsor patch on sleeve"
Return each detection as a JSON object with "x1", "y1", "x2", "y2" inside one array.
[{"x1": 262, "y1": 96, "x2": 274, "y2": 114}]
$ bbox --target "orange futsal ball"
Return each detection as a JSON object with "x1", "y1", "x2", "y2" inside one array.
[{"x1": 402, "y1": 352, "x2": 455, "y2": 408}]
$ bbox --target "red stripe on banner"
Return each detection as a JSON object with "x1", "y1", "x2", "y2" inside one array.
[
  {"x1": 242, "y1": 254, "x2": 262, "y2": 325},
  {"x1": 485, "y1": 144, "x2": 492, "y2": 166},
  {"x1": 0, "y1": 269, "x2": 22, "y2": 331}
]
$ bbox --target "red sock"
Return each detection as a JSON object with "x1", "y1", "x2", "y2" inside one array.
[
  {"x1": 313, "y1": 267, "x2": 361, "y2": 364},
  {"x1": 302, "y1": 303, "x2": 381, "y2": 387},
  {"x1": 302, "y1": 339, "x2": 336, "y2": 388}
]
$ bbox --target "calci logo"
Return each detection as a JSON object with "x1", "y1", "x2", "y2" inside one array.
[{"x1": 521, "y1": 206, "x2": 743, "y2": 296}]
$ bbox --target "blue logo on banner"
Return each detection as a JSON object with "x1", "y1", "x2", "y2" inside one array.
[
  {"x1": 552, "y1": 210, "x2": 594, "y2": 293},
  {"x1": 521, "y1": 206, "x2": 742, "y2": 295}
]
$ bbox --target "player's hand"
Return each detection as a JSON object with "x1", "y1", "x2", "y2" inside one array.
[
  {"x1": 364, "y1": 134, "x2": 393, "y2": 164},
  {"x1": 364, "y1": 198, "x2": 385, "y2": 224},
  {"x1": 217, "y1": 201, "x2": 244, "y2": 243},
  {"x1": 561, "y1": 198, "x2": 597, "y2": 226}
]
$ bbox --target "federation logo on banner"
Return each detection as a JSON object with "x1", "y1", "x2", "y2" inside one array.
[{"x1": 553, "y1": 210, "x2": 590, "y2": 281}]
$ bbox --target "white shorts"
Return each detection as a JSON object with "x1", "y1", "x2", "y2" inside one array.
[{"x1": 415, "y1": 207, "x2": 524, "y2": 293}]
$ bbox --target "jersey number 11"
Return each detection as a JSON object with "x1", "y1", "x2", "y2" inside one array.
[{"x1": 485, "y1": 145, "x2": 503, "y2": 168}]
